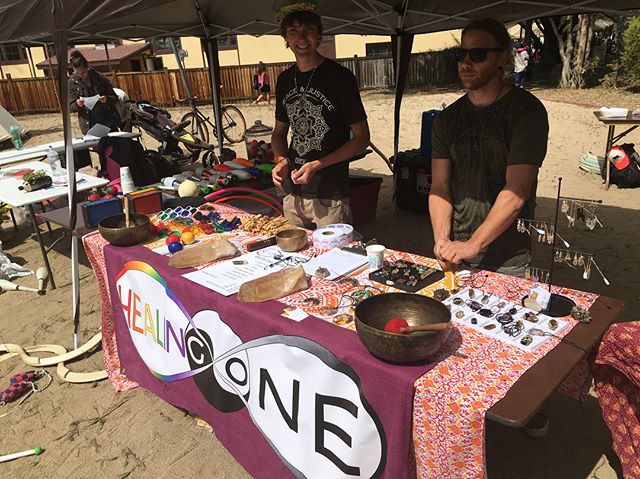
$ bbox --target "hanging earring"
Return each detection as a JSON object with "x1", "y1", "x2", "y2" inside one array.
[
  {"x1": 572, "y1": 252, "x2": 579, "y2": 266},
  {"x1": 564, "y1": 250, "x2": 572, "y2": 262},
  {"x1": 585, "y1": 212, "x2": 596, "y2": 230},
  {"x1": 569, "y1": 202, "x2": 576, "y2": 228},
  {"x1": 525, "y1": 268, "x2": 531, "y2": 280},
  {"x1": 583, "y1": 256, "x2": 592, "y2": 280},
  {"x1": 561, "y1": 199, "x2": 569, "y2": 213},
  {"x1": 578, "y1": 255, "x2": 585, "y2": 267}
]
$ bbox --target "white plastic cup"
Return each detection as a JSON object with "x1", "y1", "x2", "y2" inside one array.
[
  {"x1": 120, "y1": 166, "x2": 135, "y2": 194},
  {"x1": 366, "y1": 244, "x2": 385, "y2": 269}
]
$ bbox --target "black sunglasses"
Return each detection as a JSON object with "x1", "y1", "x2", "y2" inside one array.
[{"x1": 454, "y1": 47, "x2": 504, "y2": 63}]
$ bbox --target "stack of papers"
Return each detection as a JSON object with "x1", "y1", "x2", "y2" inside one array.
[{"x1": 302, "y1": 248, "x2": 368, "y2": 280}]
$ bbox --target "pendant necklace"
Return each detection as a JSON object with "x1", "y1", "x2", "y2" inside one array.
[{"x1": 293, "y1": 63, "x2": 318, "y2": 104}]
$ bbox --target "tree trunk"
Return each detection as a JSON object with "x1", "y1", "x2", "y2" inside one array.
[{"x1": 573, "y1": 14, "x2": 593, "y2": 88}]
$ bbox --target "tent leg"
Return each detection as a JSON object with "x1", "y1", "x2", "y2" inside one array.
[
  {"x1": 71, "y1": 235, "x2": 80, "y2": 349},
  {"x1": 28, "y1": 204, "x2": 56, "y2": 290}
]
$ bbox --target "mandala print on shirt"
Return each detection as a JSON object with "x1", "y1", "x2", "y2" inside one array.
[{"x1": 286, "y1": 92, "x2": 329, "y2": 156}]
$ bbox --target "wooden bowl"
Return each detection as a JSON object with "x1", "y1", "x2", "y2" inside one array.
[
  {"x1": 98, "y1": 213, "x2": 150, "y2": 246},
  {"x1": 355, "y1": 293, "x2": 451, "y2": 363},
  {"x1": 276, "y1": 228, "x2": 308, "y2": 252}
]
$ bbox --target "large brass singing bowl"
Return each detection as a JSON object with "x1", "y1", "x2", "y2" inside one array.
[
  {"x1": 98, "y1": 213, "x2": 150, "y2": 246},
  {"x1": 355, "y1": 293, "x2": 452, "y2": 363},
  {"x1": 276, "y1": 228, "x2": 308, "y2": 252}
]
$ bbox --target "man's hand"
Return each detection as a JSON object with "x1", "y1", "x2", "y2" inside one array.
[
  {"x1": 76, "y1": 98, "x2": 85, "y2": 108},
  {"x1": 434, "y1": 238, "x2": 455, "y2": 271},
  {"x1": 99, "y1": 95, "x2": 107, "y2": 103},
  {"x1": 272, "y1": 158, "x2": 289, "y2": 188},
  {"x1": 291, "y1": 160, "x2": 320, "y2": 185},
  {"x1": 439, "y1": 240, "x2": 482, "y2": 265}
]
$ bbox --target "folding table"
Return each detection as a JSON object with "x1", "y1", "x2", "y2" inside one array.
[{"x1": 0, "y1": 160, "x2": 107, "y2": 288}]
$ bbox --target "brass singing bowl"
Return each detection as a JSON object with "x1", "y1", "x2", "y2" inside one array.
[
  {"x1": 98, "y1": 213, "x2": 150, "y2": 246},
  {"x1": 276, "y1": 228, "x2": 308, "y2": 252},
  {"x1": 355, "y1": 293, "x2": 452, "y2": 363}
]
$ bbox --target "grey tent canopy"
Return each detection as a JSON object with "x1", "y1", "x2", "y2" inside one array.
[{"x1": 0, "y1": 0, "x2": 636, "y2": 43}]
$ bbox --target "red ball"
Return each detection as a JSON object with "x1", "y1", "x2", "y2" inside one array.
[
  {"x1": 102, "y1": 194, "x2": 113, "y2": 199},
  {"x1": 88, "y1": 193, "x2": 101, "y2": 202},
  {"x1": 384, "y1": 317, "x2": 409, "y2": 334},
  {"x1": 166, "y1": 234, "x2": 181, "y2": 245}
]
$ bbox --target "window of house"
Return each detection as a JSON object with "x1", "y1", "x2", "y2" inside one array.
[
  {"x1": 149, "y1": 37, "x2": 181, "y2": 55},
  {"x1": 216, "y1": 35, "x2": 238, "y2": 51},
  {"x1": 0, "y1": 44, "x2": 27, "y2": 64},
  {"x1": 365, "y1": 42, "x2": 392, "y2": 57}
]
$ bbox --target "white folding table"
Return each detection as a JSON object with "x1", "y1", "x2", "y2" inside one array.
[
  {"x1": 0, "y1": 131, "x2": 141, "y2": 168},
  {"x1": 0, "y1": 160, "x2": 108, "y2": 288}
]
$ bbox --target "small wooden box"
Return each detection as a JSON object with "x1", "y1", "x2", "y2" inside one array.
[
  {"x1": 81, "y1": 197, "x2": 122, "y2": 228},
  {"x1": 125, "y1": 189, "x2": 163, "y2": 215}
]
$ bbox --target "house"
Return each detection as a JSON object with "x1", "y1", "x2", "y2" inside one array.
[{"x1": 35, "y1": 43, "x2": 151, "y2": 76}]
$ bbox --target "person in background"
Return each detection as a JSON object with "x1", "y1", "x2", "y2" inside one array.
[
  {"x1": 68, "y1": 50, "x2": 120, "y2": 134},
  {"x1": 271, "y1": 0, "x2": 370, "y2": 229},
  {"x1": 513, "y1": 45, "x2": 530, "y2": 88},
  {"x1": 429, "y1": 18, "x2": 548, "y2": 278},
  {"x1": 253, "y1": 62, "x2": 271, "y2": 105}
]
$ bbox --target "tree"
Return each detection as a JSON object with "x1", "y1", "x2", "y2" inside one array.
[
  {"x1": 621, "y1": 16, "x2": 640, "y2": 83},
  {"x1": 549, "y1": 14, "x2": 596, "y2": 88}
]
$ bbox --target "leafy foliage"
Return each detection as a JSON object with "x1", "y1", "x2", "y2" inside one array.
[
  {"x1": 621, "y1": 16, "x2": 640, "y2": 83},
  {"x1": 23, "y1": 170, "x2": 49, "y2": 184}
]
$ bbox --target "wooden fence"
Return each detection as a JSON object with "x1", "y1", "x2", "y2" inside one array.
[{"x1": 0, "y1": 50, "x2": 457, "y2": 114}]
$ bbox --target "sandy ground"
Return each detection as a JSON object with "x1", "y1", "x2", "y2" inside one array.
[{"x1": 1, "y1": 85, "x2": 639, "y2": 478}]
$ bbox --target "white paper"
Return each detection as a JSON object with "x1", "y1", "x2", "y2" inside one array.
[
  {"x1": 183, "y1": 246, "x2": 308, "y2": 296},
  {"x1": 83, "y1": 123, "x2": 111, "y2": 141},
  {"x1": 80, "y1": 94, "x2": 101, "y2": 111},
  {"x1": 281, "y1": 307, "x2": 309, "y2": 322},
  {"x1": 302, "y1": 248, "x2": 368, "y2": 280},
  {"x1": 530, "y1": 285, "x2": 551, "y2": 309}
]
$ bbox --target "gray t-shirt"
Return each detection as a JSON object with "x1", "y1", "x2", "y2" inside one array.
[{"x1": 431, "y1": 87, "x2": 548, "y2": 270}]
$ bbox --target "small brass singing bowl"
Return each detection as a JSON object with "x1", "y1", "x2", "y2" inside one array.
[
  {"x1": 276, "y1": 228, "x2": 308, "y2": 252},
  {"x1": 98, "y1": 213, "x2": 150, "y2": 246},
  {"x1": 355, "y1": 293, "x2": 452, "y2": 363}
]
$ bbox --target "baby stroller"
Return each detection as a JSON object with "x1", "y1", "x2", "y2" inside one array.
[{"x1": 129, "y1": 100, "x2": 217, "y2": 165}]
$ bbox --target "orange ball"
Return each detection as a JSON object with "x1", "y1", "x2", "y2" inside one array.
[{"x1": 181, "y1": 231, "x2": 196, "y2": 245}]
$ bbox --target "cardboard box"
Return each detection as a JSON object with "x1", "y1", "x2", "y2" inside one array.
[
  {"x1": 126, "y1": 189, "x2": 163, "y2": 215},
  {"x1": 81, "y1": 197, "x2": 122, "y2": 228}
]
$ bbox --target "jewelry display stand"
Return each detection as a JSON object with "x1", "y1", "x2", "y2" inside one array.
[{"x1": 517, "y1": 177, "x2": 607, "y2": 318}]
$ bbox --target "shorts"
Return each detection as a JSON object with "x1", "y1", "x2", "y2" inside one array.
[
  {"x1": 260, "y1": 84, "x2": 271, "y2": 93},
  {"x1": 283, "y1": 195, "x2": 352, "y2": 230}
]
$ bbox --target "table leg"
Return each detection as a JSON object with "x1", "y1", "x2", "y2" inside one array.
[
  {"x1": 604, "y1": 126, "x2": 615, "y2": 191},
  {"x1": 27, "y1": 204, "x2": 56, "y2": 290}
]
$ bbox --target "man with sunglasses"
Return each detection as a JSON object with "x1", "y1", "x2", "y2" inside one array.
[{"x1": 429, "y1": 18, "x2": 549, "y2": 278}]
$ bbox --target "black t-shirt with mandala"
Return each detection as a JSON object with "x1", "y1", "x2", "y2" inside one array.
[{"x1": 275, "y1": 59, "x2": 367, "y2": 198}]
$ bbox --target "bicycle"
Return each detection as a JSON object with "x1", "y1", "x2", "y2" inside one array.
[{"x1": 180, "y1": 98, "x2": 247, "y2": 149}]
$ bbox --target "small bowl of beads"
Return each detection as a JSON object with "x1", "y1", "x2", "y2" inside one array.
[{"x1": 354, "y1": 293, "x2": 452, "y2": 363}]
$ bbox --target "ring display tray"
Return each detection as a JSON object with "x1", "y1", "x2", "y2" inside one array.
[{"x1": 368, "y1": 259, "x2": 444, "y2": 293}]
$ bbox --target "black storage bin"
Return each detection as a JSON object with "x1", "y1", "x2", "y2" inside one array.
[{"x1": 392, "y1": 149, "x2": 431, "y2": 214}]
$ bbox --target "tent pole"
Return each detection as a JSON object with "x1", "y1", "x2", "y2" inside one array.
[
  {"x1": 53, "y1": 9, "x2": 80, "y2": 349},
  {"x1": 171, "y1": 37, "x2": 196, "y2": 111},
  {"x1": 44, "y1": 44, "x2": 62, "y2": 112},
  {"x1": 194, "y1": 0, "x2": 224, "y2": 156},
  {"x1": 204, "y1": 37, "x2": 224, "y2": 156}
]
